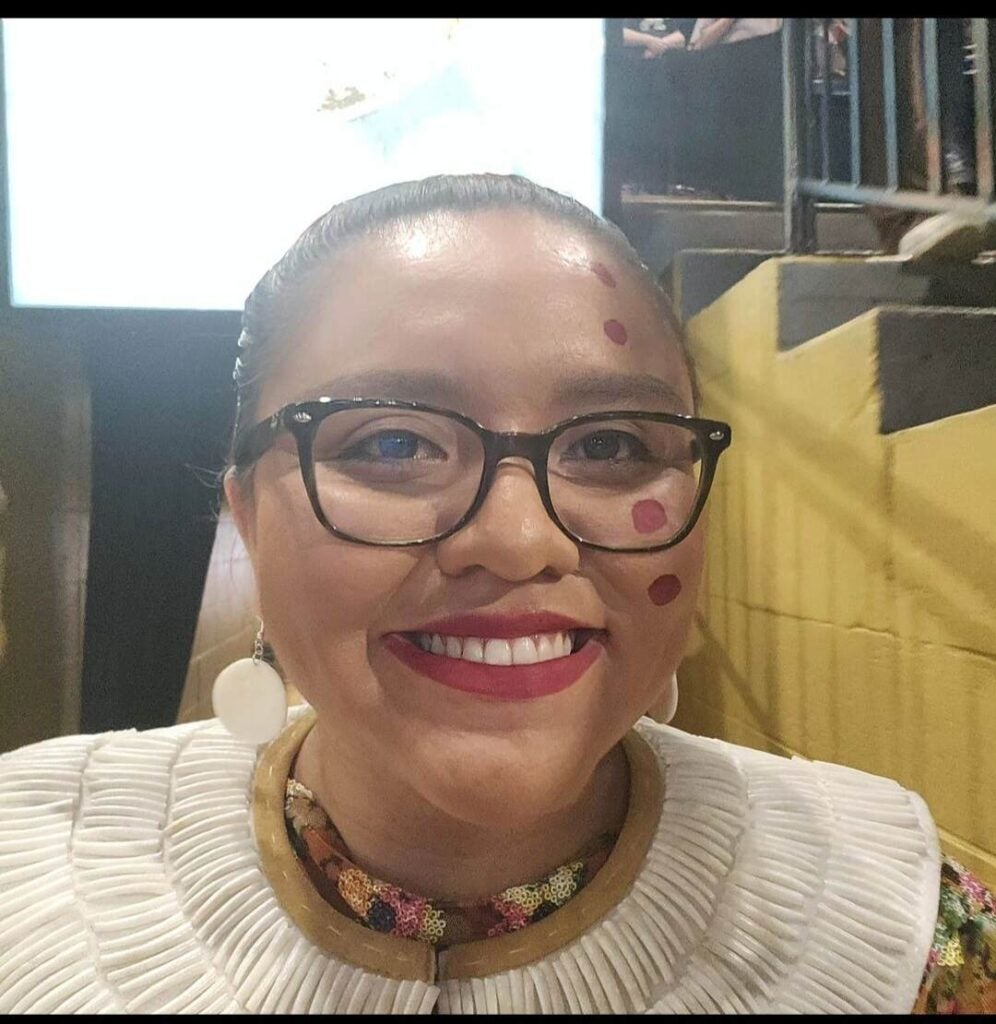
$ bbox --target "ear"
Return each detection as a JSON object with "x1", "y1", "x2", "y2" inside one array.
[{"x1": 223, "y1": 468, "x2": 257, "y2": 563}]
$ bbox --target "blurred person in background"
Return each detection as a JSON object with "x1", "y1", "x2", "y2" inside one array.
[
  {"x1": 667, "y1": 18, "x2": 784, "y2": 201},
  {"x1": 615, "y1": 19, "x2": 697, "y2": 195}
]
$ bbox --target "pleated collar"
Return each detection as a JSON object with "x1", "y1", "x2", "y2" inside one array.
[
  {"x1": 0, "y1": 705, "x2": 941, "y2": 1013},
  {"x1": 251, "y1": 706, "x2": 940, "y2": 1013}
]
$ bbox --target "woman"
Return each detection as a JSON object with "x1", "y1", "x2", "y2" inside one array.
[{"x1": 0, "y1": 174, "x2": 992, "y2": 1014}]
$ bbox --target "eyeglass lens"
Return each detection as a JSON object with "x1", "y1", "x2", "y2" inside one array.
[{"x1": 310, "y1": 409, "x2": 704, "y2": 548}]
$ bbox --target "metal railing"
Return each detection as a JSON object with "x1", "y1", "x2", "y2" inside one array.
[{"x1": 783, "y1": 18, "x2": 995, "y2": 252}]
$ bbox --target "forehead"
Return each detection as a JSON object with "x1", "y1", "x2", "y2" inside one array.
[{"x1": 257, "y1": 210, "x2": 692, "y2": 426}]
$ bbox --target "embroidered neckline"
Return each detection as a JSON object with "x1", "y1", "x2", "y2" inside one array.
[
  {"x1": 252, "y1": 708, "x2": 665, "y2": 982},
  {"x1": 284, "y1": 777, "x2": 618, "y2": 949}
]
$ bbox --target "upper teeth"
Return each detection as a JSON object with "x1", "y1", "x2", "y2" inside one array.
[{"x1": 414, "y1": 631, "x2": 576, "y2": 664}]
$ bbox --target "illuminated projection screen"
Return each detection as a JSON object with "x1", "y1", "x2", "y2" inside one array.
[{"x1": 2, "y1": 18, "x2": 605, "y2": 311}]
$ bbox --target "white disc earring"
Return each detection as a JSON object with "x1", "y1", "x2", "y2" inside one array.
[
  {"x1": 212, "y1": 621, "x2": 288, "y2": 744},
  {"x1": 661, "y1": 671, "x2": 680, "y2": 724}
]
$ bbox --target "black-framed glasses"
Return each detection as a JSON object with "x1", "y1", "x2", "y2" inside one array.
[{"x1": 234, "y1": 398, "x2": 732, "y2": 553}]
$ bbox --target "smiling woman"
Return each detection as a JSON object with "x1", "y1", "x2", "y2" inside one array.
[{"x1": 0, "y1": 173, "x2": 992, "y2": 1014}]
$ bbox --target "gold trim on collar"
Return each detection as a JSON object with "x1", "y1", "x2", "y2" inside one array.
[
  {"x1": 252, "y1": 709, "x2": 435, "y2": 982},
  {"x1": 252, "y1": 709, "x2": 664, "y2": 983}
]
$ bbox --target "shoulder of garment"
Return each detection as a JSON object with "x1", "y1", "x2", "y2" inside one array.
[{"x1": 0, "y1": 711, "x2": 944, "y2": 1014}]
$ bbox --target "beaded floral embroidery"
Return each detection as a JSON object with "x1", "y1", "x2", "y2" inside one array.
[
  {"x1": 285, "y1": 779, "x2": 996, "y2": 1009},
  {"x1": 915, "y1": 857, "x2": 996, "y2": 1014},
  {"x1": 284, "y1": 778, "x2": 615, "y2": 949}
]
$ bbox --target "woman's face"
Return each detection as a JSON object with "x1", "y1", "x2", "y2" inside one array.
[{"x1": 228, "y1": 210, "x2": 703, "y2": 827}]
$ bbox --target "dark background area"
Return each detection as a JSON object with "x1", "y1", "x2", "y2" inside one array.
[
  {"x1": 604, "y1": 19, "x2": 784, "y2": 209},
  {"x1": 78, "y1": 313, "x2": 237, "y2": 732}
]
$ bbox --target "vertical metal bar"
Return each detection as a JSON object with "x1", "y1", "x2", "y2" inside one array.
[
  {"x1": 972, "y1": 18, "x2": 994, "y2": 202},
  {"x1": 783, "y1": 19, "x2": 816, "y2": 252},
  {"x1": 0, "y1": 20, "x2": 12, "y2": 311},
  {"x1": 783, "y1": 19, "x2": 800, "y2": 250},
  {"x1": 819, "y1": 19, "x2": 833, "y2": 179},
  {"x1": 803, "y1": 19, "x2": 818, "y2": 175},
  {"x1": 922, "y1": 18, "x2": 942, "y2": 193},
  {"x1": 882, "y1": 19, "x2": 899, "y2": 189},
  {"x1": 848, "y1": 18, "x2": 861, "y2": 183}
]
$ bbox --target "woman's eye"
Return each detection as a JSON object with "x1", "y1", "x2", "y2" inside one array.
[
  {"x1": 338, "y1": 431, "x2": 445, "y2": 462},
  {"x1": 563, "y1": 430, "x2": 651, "y2": 462}
]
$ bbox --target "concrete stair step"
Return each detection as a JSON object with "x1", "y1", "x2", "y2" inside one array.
[
  {"x1": 619, "y1": 196, "x2": 881, "y2": 275},
  {"x1": 774, "y1": 258, "x2": 996, "y2": 353},
  {"x1": 670, "y1": 250, "x2": 996, "y2": 352},
  {"x1": 873, "y1": 307, "x2": 996, "y2": 434}
]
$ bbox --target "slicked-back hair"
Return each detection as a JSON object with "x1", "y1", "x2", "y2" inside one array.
[{"x1": 230, "y1": 173, "x2": 696, "y2": 475}]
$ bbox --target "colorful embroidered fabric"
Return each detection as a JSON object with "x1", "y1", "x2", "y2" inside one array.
[
  {"x1": 285, "y1": 779, "x2": 996, "y2": 1010},
  {"x1": 284, "y1": 778, "x2": 617, "y2": 949},
  {"x1": 914, "y1": 857, "x2": 996, "y2": 1014}
]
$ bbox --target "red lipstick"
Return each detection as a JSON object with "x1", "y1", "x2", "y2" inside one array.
[{"x1": 384, "y1": 633, "x2": 603, "y2": 700}]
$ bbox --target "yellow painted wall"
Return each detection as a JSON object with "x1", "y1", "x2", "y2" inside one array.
[{"x1": 676, "y1": 258, "x2": 996, "y2": 888}]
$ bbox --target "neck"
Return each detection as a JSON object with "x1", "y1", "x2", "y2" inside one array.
[{"x1": 293, "y1": 723, "x2": 630, "y2": 902}]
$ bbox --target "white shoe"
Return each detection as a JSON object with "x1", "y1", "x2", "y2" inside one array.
[{"x1": 898, "y1": 211, "x2": 996, "y2": 263}]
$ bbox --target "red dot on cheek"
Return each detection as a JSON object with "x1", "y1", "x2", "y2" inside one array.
[
  {"x1": 590, "y1": 261, "x2": 617, "y2": 287},
  {"x1": 603, "y1": 319, "x2": 628, "y2": 346},
  {"x1": 632, "y1": 499, "x2": 669, "y2": 534},
  {"x1": 648, "y1": 574, "x2": 682, "y2": 606}
]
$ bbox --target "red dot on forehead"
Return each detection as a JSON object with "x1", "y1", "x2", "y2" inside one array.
[
  {"x1": 590, "y1": 261, "x2": 617, "y2": 287},
  {"x1": 603, "y1": 319, "x2": 628, "y2": 346},
  {"x1": 648, "y1": 574, "x2": 682, "y2": 606},
  {"x1": 632, "y1": 499, "x2": 669, "y2": 534}
]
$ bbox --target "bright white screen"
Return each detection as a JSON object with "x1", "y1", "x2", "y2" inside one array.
[{"x1": 3, "y1": 18, "x2": 604, "y2": 310}]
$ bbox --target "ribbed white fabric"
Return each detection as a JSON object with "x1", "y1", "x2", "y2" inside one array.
[{"x1": 0, "y1": 710, "x2": 940, "y2": 1014}]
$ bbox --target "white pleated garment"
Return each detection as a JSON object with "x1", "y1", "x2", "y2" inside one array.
[{"x1": 0, "y1": 708, "x2": 940, "y2": 1013}]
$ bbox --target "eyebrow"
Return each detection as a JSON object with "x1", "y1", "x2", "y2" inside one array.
[
  {"x1": 296, "y1": 369, "x2": 691, "y2": 416},
  {"x1": 550, "y1": 371, "x2": 691, "y2": 414},
  {"x1": 298, "y1": 371, "x2": 469, "y2": 407}
]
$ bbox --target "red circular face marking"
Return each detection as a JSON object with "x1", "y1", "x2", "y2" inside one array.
[
  {"x1": 632, "y1": 499, "x2": 669, "y2": 534},
  {"x1": 648, "y1": 574, "x2": 682, "y2": 606},
  {"x1": 603, "y1": 319, "x2": 628, "y2": 346},
  {"x1": 590, "y1": 261, "x2": 617, "y2": 288}
]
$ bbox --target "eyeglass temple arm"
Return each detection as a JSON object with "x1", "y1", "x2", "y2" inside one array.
[{"x1": 233, "y1": 411, "x2": 285, "y2": 469}]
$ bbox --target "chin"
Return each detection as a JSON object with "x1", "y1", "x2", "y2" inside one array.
[{"x1": 415, "y1": 731, "x2": 599, "y2": 829}]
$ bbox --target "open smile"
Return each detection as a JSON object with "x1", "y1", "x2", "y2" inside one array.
[{"x1": 383, "y1": 612, "x2": 607, "y2": 700}]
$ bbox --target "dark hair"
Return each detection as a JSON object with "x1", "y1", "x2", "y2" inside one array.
[{"x1": 229, "y1": 172, "x2": 697, "y2": 475}]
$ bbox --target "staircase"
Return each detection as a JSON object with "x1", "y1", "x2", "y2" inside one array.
[
  {"x1": 618, "y1": 195, "x2": 882, "y2": 276},
  {"x1": 656, "y1": 242, "x2": 996, "y2": 889}
]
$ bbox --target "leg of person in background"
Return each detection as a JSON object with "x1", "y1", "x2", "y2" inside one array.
[
  {"x1": 604, "y1": 36, "x2": 660, "y2": 215},
  {"x1": 899, "y1": 19, "x2": 996, "y2": 260},
  {"x1": 617, "y1": 52, "x2": 664, "y2": 194},
  {"x1": 646, "y1": 53, "x2": 674, "y2": 194},
  {"x1": 760, "y1": 30, "x2": 787, "y2": 202},
  {"x1": 938, "y1": 18, "x2": 976, "y2": 193},
  {"x1": 665, "y1": 47, "x2": 698, "y2": 194},
  {"x1": 859, "y1": 19, "x2": 927, "y2": 252},
  {"x1": 688, "y1": 43, "x2": 729, "y2": 198},
  {"x1": 724, "y1": 31, "x2": 783, "y2": 201}
]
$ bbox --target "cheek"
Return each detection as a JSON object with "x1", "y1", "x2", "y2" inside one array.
[
  {"x1": 591, "y1": 528, "x2": 704, "y2": 639},
  {"x1": 647, "y1": 574, "x2": 682, "y2": 606},
  {"x1": 643, "y1": 526, "x2": 705, "y2": 611},
  {"x1": 250, "y1": 478, "x2": 414, "y2": 658},
  {"x1": 631, "y1": 499, "x2": 669, "y2": 534}
]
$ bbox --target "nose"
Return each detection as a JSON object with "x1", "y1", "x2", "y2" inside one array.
[{"x1": 435, "y1": 459, "x2": 580, "y2": 581}]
